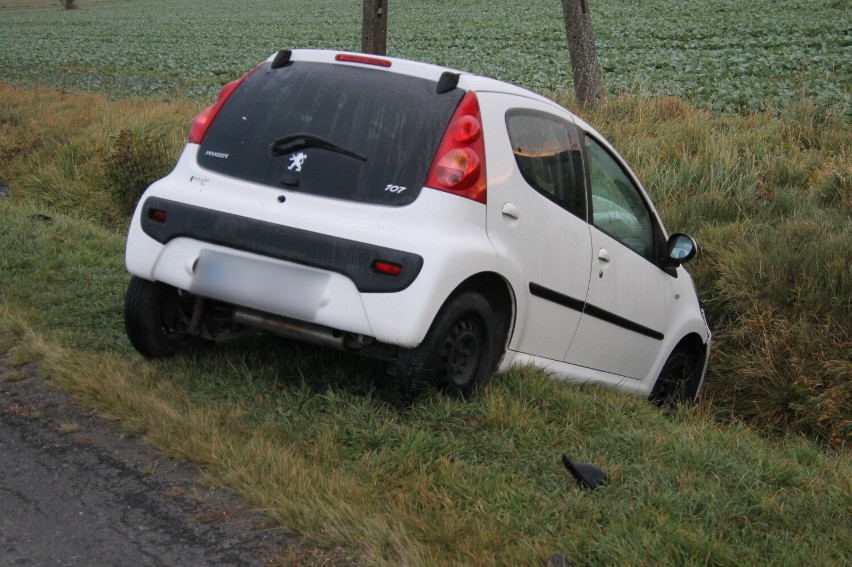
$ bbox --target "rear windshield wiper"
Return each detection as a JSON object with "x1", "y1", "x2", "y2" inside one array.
[{"x1": 269, "y1": 133, "x2": 367, "y2": 162}]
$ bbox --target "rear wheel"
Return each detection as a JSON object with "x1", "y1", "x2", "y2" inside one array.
[
  {"x1": 649, "y1": 347, "x2": 702, "y2": 406},
  {"x1": 399, "y1": 291, "x2": 503, "y2": 398},
  {"x1": 124, "y1": 276, "x2": 203, "y2": 358}
]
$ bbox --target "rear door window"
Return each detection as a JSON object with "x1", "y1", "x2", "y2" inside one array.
[
  {"x1": 505, "y1": 109, "x2": 586, "y2": 220},
  {"x1": 198, "y1": 62, "x2": 464, "y2": 206}
]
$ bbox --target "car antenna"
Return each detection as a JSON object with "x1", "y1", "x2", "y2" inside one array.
[
  {"x1": 271, "y1": 49, "x2": 292, "y2": 69},
  {"x1": 436, "y1": 71, "x2": 460, "y2": 94}
]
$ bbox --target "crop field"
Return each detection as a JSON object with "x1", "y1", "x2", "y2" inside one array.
[{"x1": 0, "y1": 0, "x2": 849, "y2": 112}]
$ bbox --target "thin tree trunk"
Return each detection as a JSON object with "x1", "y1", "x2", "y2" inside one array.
[
  {"x1": 561, "y1": 0, "x2": 604, "y2": 108},
  {"x1": 361, "y1": 0, "x2": 388, "y2": 55}
]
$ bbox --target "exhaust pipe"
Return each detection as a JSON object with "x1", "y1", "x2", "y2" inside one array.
[{"x1": 233, "y1": 308, "x2": 348, "y2": 350}]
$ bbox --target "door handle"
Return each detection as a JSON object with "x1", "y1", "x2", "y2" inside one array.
[
  {"x1": 598, "y1": 248, "x2": 611, "y2": 262},
  {"x1": 502, "y1": 202, "x2": 520, "y2": 220}
]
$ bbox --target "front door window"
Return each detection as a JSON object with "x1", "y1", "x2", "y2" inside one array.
[{"x1": 585, "y1": 136, "x2": 654, "y2": 261}]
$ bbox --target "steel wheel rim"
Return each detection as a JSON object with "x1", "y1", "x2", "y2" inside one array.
[{"x1": 440, "y1": 317, "x2": 483, "y2": 387}]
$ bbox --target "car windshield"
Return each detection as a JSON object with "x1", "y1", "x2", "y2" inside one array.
[{"x1": 197, "y1": 61, "x2": 464, "y2": 206}]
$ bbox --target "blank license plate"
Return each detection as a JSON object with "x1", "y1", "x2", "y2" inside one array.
[{"x1": 191, "y1": 250, "x2": 328, "y2": 318}]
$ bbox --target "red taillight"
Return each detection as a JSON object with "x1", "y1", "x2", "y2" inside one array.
[
  {"x1": 148, "y1": 208, "x2": 167, "y2": 223},
  {"x1": 188, "y1": 65, "x2": 261, "y2": 144},
  {"x1": 424, "y1": 91, "x2": 487, "y2": 204},
  {"x1": 372, "y1": 260, "x2": 403, "y2": 276},
  {"x1": 335, "y1": 53, "x2": 392, "y2": 67},
  {"x1": 450, "y1": 115, "x2": 481, "y2": 143}
]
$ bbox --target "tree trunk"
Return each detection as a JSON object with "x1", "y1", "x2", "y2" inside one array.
[
  {"x1": 561, "y1": 0, "x2": 603, "y2": 108},
  {"x1": 361, "y1": 0, "x2": 388, "y2": 55}
]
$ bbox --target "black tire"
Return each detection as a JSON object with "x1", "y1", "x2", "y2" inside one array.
[
  {"x1": 649, "y1": 347, "x2": 702, "y2": 407},
  {"x1": 124, "y1": 276, "x2": 202, "y2": 358},
  {"x1": 402, "y1": 291, "x2": 502, "y2": 398}
]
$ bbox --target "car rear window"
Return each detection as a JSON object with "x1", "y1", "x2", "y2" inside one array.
[{"x1": 197, "y1": 61, "x2": 464, "y2": 206}]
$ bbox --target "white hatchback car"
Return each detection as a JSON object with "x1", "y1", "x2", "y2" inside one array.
[{"x1": 124, "y1": 49, "x2": 710, "y2": 401}]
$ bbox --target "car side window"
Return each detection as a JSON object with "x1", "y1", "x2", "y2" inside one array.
[
  {"x1": 585, "y1": 135, "x2": 655, "y2": 261},
  {"x1": 505, "y1": 109, "x2": 586, "y2": 219}
]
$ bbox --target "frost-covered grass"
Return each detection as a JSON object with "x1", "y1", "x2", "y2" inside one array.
[{"x1": 0, "y1": 0, "x2": 849, "y2": 112}]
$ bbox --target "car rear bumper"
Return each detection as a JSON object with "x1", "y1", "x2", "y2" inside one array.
[{"x1": 139, "y1": 196, "x2": 424, "y2": 293}]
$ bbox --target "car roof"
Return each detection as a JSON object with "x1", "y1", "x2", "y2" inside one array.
[
  {"x1": 282, "y1": 49, "x2": 614, "y2": 165},
  {"x1": 284, "y1": 49, "x2": 569, "y2": 113}
]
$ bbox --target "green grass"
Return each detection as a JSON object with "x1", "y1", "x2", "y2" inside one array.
[
  {"x1": 0, "y1": 1, "x2": 850, "y2": 561},
  {"x1": 0, "y1": 82, "x2": 850, "y2": 565},
  {"x1": 2, "y1": 254, "x2": 851, "y2": 565},
  {"x1": 0, "y1": 0, "x2": 849, "y2": 112}
]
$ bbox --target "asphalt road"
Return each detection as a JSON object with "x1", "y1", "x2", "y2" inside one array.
[{"x1": 0, "y1": 354, "x2": 351, "y2": 567}]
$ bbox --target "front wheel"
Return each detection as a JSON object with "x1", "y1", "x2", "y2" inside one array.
[
  {"x1": 124, "y1": 276, "x2": 203, "y2": 358},
  {"x1": 649, "y1": 347, "x2": 703, "y2": 407},
  {"x1": 400, "y1": 291, "x2": 503, "y2": 398}
]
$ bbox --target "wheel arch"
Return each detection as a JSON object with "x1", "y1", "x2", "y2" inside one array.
[
  {"x1": 651, "y1": 331, "x2": 710, "y2": 404},
  {"x1": 394, "y1": 272, "x2": 516, "y2": 395},
  {"x1": 672, "y1": 332, "x2": 707, "y2": 362}
]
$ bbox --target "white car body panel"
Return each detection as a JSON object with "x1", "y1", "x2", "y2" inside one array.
[
  {"x1": 478, "y1": 91, "x2": 593, "y2": 360},
  {"x1": 566, "y1": 226, "x2": 672, "y2": 380},
  {"x1": 499, "y1": 351, "x2": 650, "y2": 395}
]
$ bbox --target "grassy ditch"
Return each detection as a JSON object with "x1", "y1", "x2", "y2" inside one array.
[
  {"x1": 556, "y1": 93, "x2": 852, "y2": 448},
  {"x1": 0, "y1": 85, "x2": 850, "y2": 564}
]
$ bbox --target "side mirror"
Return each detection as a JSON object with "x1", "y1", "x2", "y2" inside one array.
[{"x1": 666, "y1": 233, "x2": 698, "y2": 266}]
